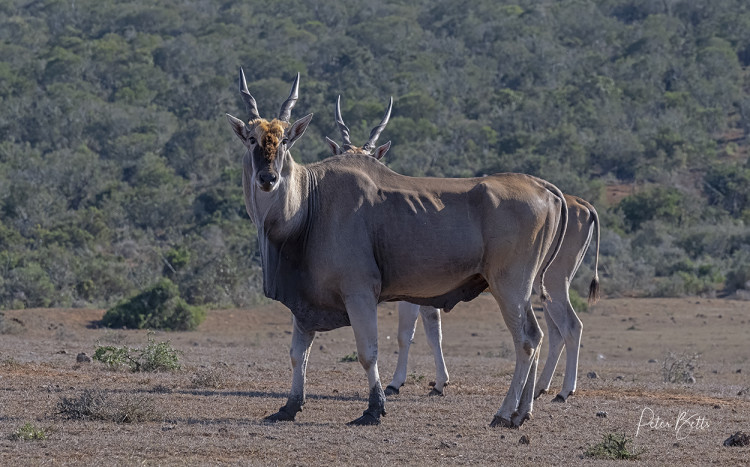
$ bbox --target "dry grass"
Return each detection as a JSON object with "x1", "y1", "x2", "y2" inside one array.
[
  {"x1": 57, "y1": 389, "x2": 162, "y2": 423},
  {"x1": 0, "y1": 297, "x2": 748, "y2": 465}
]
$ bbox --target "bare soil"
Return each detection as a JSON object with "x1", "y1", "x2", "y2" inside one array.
[{"x1": 1, "y1": 296, "x2": 749, "y2": 465}]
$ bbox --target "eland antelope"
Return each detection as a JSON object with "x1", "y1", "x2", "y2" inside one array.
[
  {"x1": 226, "y1": 73, "x2": 568, "y2": 427},
  {"x1": 327, "y1": 99, "x2": 601, "y2": 402},
  {"x1": 385, "y1": 196, "x2": 600, "y2": 402}
]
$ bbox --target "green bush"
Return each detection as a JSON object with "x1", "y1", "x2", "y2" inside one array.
[
  {"x1": 93, "y1": 332, "x2": 181, "y2": 372},
  {"x1": 101, "y1": 278, "x2": 205, "y2": 331},
  {"x1": 568, "y1": 289, "x2": 588, "y2": 313},
  {"x1": 584, "y1": 433, "x2": 642, "y2": 460},
  {"x1": 9, "y1": 423, "x2": 47, "y2": 441},
  {"x1": 619, "y1": 187, "x2": 687, "y2": 232}
]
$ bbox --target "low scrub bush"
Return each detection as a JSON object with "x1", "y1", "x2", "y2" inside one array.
[
  {"x1": 57, "y1": 389, "x2": 161, "y2": 423},
  {"x1": 191, "y1": 366, "x2": 229, "y2": 389},
  {"x1": 662, "y1": 351, "x2": 700, "y2": 383},
  {"x1": 568, "y1": 289, "x2": 588, "y2": 312},
  {"x1": 93, "y1": 332, "x2": 181, "y2": 372},
  {"x1": 9, "y1": 423, "x2": 47, "y2": 441},
  {"x1": 101, "y1": 278, "x2": 205, "y2": 331},
  {"x1": 0, "y1": 312, "x2": 25, "y2": 335},
  {"x1": 584, "y1": 433, "x2": 642, "y2": 460},
  {"x1": 340, "y1": 351, "x2": 358, "y2": 362}
]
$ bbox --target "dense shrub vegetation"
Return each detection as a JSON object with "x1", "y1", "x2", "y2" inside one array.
[
  {"x1": 101, "y1": 279, "x2": 204, "y2": 330},
  {"x1": 1, "y1": 0, "x2": 749, "y2": 309}
]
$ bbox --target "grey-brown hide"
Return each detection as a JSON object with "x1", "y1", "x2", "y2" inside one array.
[
  {"x1": 226, "y1": 73, "x2": 569, "y2": 427},
  {"x1": 387, "y1": 194, "x2": 601, "y2": 402}
]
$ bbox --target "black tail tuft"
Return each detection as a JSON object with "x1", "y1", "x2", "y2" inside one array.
[{"x1": 587, "y1": 276, "x2": 600, "y2": 305}]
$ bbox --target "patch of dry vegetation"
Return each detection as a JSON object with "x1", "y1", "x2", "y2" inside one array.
[{"x1": 57, "y1": 389, "x2": 162, "y2": 423}]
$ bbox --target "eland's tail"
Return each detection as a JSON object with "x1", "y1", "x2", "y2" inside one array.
[
  {"x1": 577, "y1": 198, "x2": 601, "y2": 305},
  {"x1": 537, "y1": 180, "x2": 568, "y2": 302}
]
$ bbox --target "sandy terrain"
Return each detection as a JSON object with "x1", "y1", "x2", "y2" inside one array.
[{"x1": 1, "y1": 296, "x2": 748, "y2": 465}]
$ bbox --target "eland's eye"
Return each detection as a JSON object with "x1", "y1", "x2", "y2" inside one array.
[
  {"x1": 282, "y1": 138, "x2": 289, "y2": 145},
  {"x1": 248, "y1": 137, "x2": 256, "y2": 145}
]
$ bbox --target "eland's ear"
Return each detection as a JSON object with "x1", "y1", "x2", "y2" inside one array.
[
  {"x1": 285, "y1": 113, "x2": 313, "y2": 149},
  {"x1": 373, "y1": 141, "x2": 391, "y2": 160},
  {"x1": 325, "y1": 136, "x2": 342, "y2": 155},
  {"x1": 226, "y1": 113, "x2": 248, "y2": 142}
]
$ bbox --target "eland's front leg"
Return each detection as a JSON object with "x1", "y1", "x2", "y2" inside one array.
[
  {"x1": 266, "y1": 317, "x2": 315, "y2": 422},
  {"x1": 345, "y1": 294, "x2": 386, "y2": 426}
]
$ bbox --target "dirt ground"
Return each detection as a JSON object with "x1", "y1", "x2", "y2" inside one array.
[{"x1": 1, "y1": 296, "x2": 749, "y2": 465}]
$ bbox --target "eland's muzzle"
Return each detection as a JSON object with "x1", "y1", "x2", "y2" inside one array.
[{"x1": 257, "y1": 171, "x2": 278, "y2": 192}]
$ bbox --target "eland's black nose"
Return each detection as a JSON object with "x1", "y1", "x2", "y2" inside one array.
[{"x1": 259, "y1": 172, "x2": 277, "y2": 185}]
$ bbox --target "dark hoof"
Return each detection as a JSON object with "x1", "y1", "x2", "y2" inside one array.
[
  {"x1": 347, "y1": 412, "x2": 381, "y2": 426},
  {"x1": 534, "y1": 388, "x2": 548, "y2": 400},
  {"x1": 512, "y1": 412, "x2": 532, "y2": 427},
  {"x1": 264, "y1": 409, "x2": 296, "y2": 422},
  {"x1": 384, "y1": 385, "x2": 400, "y2": 396},
  {"x1": 551, "y1": 394, "x2": 566, "y2": 403},
  {"x1": 490, "y1": 415, "x2": 517, "y2": 428},
  {"x1": 428, "y1": 388, "x2": 444, "y2": 397}
]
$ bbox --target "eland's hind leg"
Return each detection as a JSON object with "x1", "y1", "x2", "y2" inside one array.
[
  {"x1": 536, "y1": 302, "x2": 565, "y2": 399},
  {"x1": 550, "y1": 292, "x2": 582, "y2": 401},
  {"x1": 513, "y1": 302, "x2": 542, "y2": 426},
  {"x1": 489, "y1": 288, "x2": 543, "y2": 428},
  {"x1": 345, "y1": 293, "x2": 386, "y2": 426},
  {"x1": 420, "y1": 305, "x2": 449, "y2": 395},
  {"x1": 386, "y1": 302, "x2": 420, "y2": 395}
]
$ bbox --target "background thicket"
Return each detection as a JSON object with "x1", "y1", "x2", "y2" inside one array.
[{"x1": 1, "y1": 0, "x2": 749, "y2": 309}]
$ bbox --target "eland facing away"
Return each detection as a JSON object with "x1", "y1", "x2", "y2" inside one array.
[
  {"x1": 326, "y1": 105, "x2": 601, "y2": 402},
  {"x1": 226, "y1": 73, "x2": 568, "y2": 427}
]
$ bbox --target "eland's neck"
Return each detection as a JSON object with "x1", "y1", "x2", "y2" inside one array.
[{"x1": 243, "y1": 154, "x2": 310, "y2": 243}]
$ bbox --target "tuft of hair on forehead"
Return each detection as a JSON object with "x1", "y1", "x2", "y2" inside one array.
[
  {"x1": 250, "y1": 119, "x2": 288, "y2": 162},
  {"x1": 342, "y1": 146, "x2": 369, "y2": 155}
]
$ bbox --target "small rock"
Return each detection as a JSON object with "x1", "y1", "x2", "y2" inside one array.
[
  {"x1": 713, "y1": 404, "x2": 721, "y2": 409},
  {"x1": 519, "y1": 435, "x2": 530, "y2": 445},
  {"x1": 471, "y1": 333, "x2": 479, "y2": 337},
  {"x1": 319, "y1": 345, "x2": 325, "y2": 352},
  {"x1": 723, "y1": 431, "x2": 750, "y2": 447},
  {"x1": 596, "y1": 411, "x2": 607, "y2": 418},
  {"x1": 76, "y1": 352, "x2": 92, "y2": 363},
  {"x1": 587, "y1": 371, "x2": 598, "y2": 379},
  {"x1": 615, "y1": 375, "x2": 624, "y2": 380},
  {"x1": 648, "y1": 359, "x2": 658, "y2": 363},
  {"x1": 627, "y1": 347, "x2": 632, "y2": 351},
  {"x1": 57, "y1": 350, "x2": 68, "y2": 354},
  {"x1": 686, "y1": 375, "x2": 696, "y2": 384},
  {"x1": 737, "y1": 369, "x2": 742, "y2": 374},
  {"x1": 737, "y1": 388, "x2": 748, "y2": 396}
]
